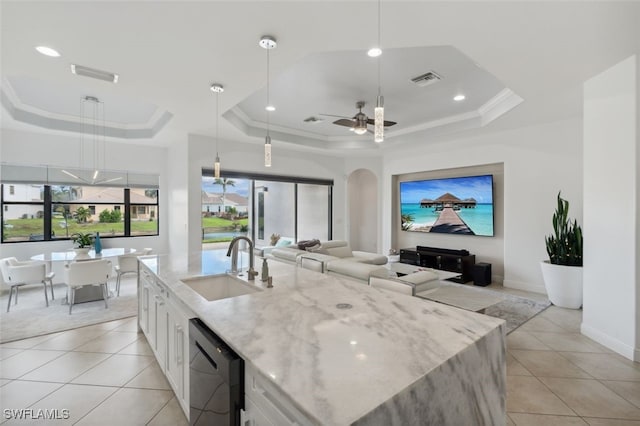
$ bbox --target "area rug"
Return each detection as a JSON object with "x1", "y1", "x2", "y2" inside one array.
[
  {"x1": 0, "y1": 276, "x2": 138, "y2": 343},
  {"x1": 427, "y1": 282, "x2": 551, "y2": 334}
]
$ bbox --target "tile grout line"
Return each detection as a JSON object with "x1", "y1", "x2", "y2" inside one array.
[{"x1": 596, "y1": 379, "x2": 640, "y2": 410}]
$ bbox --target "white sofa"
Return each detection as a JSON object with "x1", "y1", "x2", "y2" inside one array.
[
  {"x1": 268, "y1": 240, "x2": 388, "y2": 266},
  {"x1": 267, "y1": 240, "x2": 391, "y2": 282}
]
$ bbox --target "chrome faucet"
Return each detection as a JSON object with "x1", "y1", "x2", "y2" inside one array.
[{"x1": 226, "y1": 236, "x2": 258, "y2": 280}]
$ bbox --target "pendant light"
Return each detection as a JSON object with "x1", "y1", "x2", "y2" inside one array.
[
  {"x1": 62, "y1": 96, "x2": 121, "y2": 184},
  {"x1": 373, "y1": 0, "x2": 384, "y2": 143},
  {"x1": 260, "y1": 35, "x2": 277, "y2": 167},
  {"x1": 210, "y1": 83, "x2": 224, "y2": 178}
]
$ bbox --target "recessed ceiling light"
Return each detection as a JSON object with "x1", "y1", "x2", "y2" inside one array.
[
  {"x1": 210, "y1": 84, "x2": 224, "y2": 93},
  {"x1": 35, "y1": 46, "x2": 61, "y2": 57},
  {"x1": 453, "y1": 94, "x2": 466, "y2": 101},
  {"x1": 367, "y1": 47, "x2": 382, "y2": 57},
  {"x1": 265, "y1": 105, "x2": 276, "y2": 112}
]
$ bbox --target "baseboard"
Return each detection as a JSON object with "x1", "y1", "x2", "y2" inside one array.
[
  {"x1": 502, "y1": 279, "x2": 547, "y2": 295},
  {"x1": 581, "y1": 323, "x2": 639, "y2": 361}
]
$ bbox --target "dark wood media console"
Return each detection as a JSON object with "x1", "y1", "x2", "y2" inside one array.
[{"x1": 399, "y1": 246, "x2": 476, "y2": 284}]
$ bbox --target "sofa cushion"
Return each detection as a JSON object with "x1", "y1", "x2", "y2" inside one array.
[
  {"x1": 320, "y1": 240, "x2": 348, "y2": 249},
  {"x1": 325, "y1": 245, "x2": 353, "y2": 259},
  {"x1": 271, "y1": 247, "x2": 305, "y2": 262},
  {"x1": 326, "y1": 259, "x2": 388, "y2": 282},
  {"x1": 307, "y1": 245, "x2": 330, "y2": 255},
  {"x1": 352, "y1": 251, "x2": 388, "y2": 265}
]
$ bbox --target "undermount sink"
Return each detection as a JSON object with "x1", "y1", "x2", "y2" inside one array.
[{"x1": 181, "y1": 274, "x2": 261, "y2": 301}]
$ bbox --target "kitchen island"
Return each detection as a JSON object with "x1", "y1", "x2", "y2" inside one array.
[{"x1": 139, "y1": 250, "x2": 506, "y2": 425}]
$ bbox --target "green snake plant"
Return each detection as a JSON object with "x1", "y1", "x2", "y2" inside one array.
[{"x1": 545, "y1": 192, "x2": 583, "y2": 266}]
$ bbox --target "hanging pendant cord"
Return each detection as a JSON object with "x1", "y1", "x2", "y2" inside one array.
[
  {"x1": 266, "y1": 46, "x2": 270, "y2": 137},
  {"x1": 377, "y1": 0, "x2": 382, "y2": 97},
  {"x1": 216, "y1": 91, "x2": 219, "y2": 155}
]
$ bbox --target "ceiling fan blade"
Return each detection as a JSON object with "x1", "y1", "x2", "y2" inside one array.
[
  {"x1": 366, "y1": 118, "x2": 397, "y2": 127},
  {"x1": 333, "y1": 119, "x2": 356, "y2": 127},
  {"x1": 320, "y1": 113, "x2": 353, "y2": 119}
]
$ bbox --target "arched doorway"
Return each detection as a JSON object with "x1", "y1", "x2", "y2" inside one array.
[{"x1": 347, "y1": 169, "x2": 378, "y2": 252}]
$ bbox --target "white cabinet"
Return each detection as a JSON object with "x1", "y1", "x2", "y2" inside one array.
[
  {"x1": 138, "y1": 264, "x2": 192, "y2": 419},
  {"x1": 166, "y1": 298, "x2": 189, "y2": 415},
  {"x1": 243, "y1": 363, "x2": 314, "y2": 426}
]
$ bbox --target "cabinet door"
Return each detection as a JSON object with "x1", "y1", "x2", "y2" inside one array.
[
  {"x1": 166, "y1": 301, "x2": 190, "y2": 418},
  {"x1": 242, "y1": 397, "x2": 275, "y2": 426},
  {"x1": 153, "y1": 292, "x2": 168, "y2": 369},
  {"x1": 139, "y1": 283, "x2": 151, "y2": 334}
]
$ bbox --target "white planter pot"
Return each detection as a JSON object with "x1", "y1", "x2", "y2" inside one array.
[
  {"x1": 74, "y1": 248, "x2": 91, "y2": 259},
  {"x1": 540, "y1": 261, "x2": 583, "y2": 309}
]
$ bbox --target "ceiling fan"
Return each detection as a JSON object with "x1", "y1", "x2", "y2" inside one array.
[{"x1": 320, "y1": 101, "x2": 397, "y2": 135}]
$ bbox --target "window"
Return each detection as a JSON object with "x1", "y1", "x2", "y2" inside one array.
[
  {"x1": 1, "y1": 184, "x2": 45, "y2": 242},
  {"x1": 201, "y1": 171, "x2": 332, "y2": 246},
  {"x1": 1, "y1": 184, "x2": 159, "y2": 242}
]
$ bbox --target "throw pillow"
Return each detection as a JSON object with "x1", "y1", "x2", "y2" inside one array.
[
  {"x1": 275, "y1": 238, "x2": 292, "y2": 247},
  {"x1": 297, "y1": 239, "x2": 320, "y2": 250},
  {"x1": 269, "y1": 233, "x2": 281, "y2": 246}
]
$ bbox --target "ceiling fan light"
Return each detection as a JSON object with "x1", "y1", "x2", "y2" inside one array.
[
  {"x1": 265, "y1": 105, "x2": 276, "y2": 112},
  {"x1": 354, "y1": 127, "x2": 367, "y2": 135}
]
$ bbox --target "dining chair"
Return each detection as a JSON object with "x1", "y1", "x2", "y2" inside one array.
[
  {"x1": 1, "y1": 257, "x2": 53, "y2": 312},
  {"x1": 114, "y1": 248, "x2": 152, "y2": 296},
  {"x1": 65, "y1": 259, "x2": 111, "y2": 314},
  {"x1": 6, "y1": 257, "x2": 56, "y2": 300}
]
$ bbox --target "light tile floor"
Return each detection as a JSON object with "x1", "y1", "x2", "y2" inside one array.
[
  {"x1": 1, "y1": 306, "x2": 639, "y2": 425},
  {"x1": 0, "y1": 317, "x2": 187, "y2": 425}
]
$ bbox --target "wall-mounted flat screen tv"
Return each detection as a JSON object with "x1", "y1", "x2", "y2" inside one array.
[{"x1": 399, "y1": 174, "x2": 494, "y2": 236}]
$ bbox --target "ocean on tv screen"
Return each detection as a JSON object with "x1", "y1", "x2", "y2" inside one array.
[{"x1": 399, "y1": 175, "x2": 494, "y2": 237}]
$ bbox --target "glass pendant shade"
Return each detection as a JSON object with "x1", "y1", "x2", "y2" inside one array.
[
  {"x1": 214, "y1": 153, "x2": 220, "y2": 178},
  {"x1": 264, "y1": 135, "x2": 272, "y2": 167},
  {"x1": 374, "y1": 95, "x2": 384, "y2": 143}
]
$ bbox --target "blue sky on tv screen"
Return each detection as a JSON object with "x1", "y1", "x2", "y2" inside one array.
[{"x1": 400, "y1": 175, "x2": 493, "y2": 204}]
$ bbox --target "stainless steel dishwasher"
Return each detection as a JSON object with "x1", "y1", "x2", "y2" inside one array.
[{"x1": 189, "y1": 318, "x2": 243, "y2": 426}]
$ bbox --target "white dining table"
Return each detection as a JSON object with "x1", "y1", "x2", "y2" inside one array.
[
  {"x1": 31, "y1": 247, "x2": 137, "y2": 263},
  {"x1": 31, "y1": 248, "x2": 137, "y2": 303}
]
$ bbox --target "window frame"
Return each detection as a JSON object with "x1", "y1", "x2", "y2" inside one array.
[{"x1": 1, "y1": 184, "x2": 159, "y2": 243}]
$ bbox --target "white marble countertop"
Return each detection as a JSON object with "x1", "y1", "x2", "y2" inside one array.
[{"x1": 140, "y1": 251, "x2": 505, "y2": 425}]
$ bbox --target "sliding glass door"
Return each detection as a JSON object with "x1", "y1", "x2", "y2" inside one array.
[
  {"x1": 297, "y1": 184, "x2": 330, "y2": 241},
  {"x1": 202, "y1": 169, "x2": 332, "y2": 247}
]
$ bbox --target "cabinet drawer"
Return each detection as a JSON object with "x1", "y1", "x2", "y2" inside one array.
[{"x1": 244, "y1": 364, "x2": 313, "y2": 426}]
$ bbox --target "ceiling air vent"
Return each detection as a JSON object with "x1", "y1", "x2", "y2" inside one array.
[
  {"x1": 410, "y1": 71, "x2": 442, "y2": 87},
  {"x1": 303, "y1": 116, "x2": 323, "y2": 123},
  {"x1": 71, "y1": 64, "x2": 119, "y2": 83}
]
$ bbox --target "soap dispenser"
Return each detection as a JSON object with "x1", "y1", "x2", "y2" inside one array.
[{"x1": 261, "y1": 258, "x2": 269, "y2": 282}]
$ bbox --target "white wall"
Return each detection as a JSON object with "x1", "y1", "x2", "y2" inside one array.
[
  {"x1": 0, "y1": 127, "x2": 169, "y2": 284},
  {"x1": 186, "y1": 135, "x2": 347, "y2": 254},
  {"x1": 348, "y1": 169, "x2": 378, "y2": 253},
  {"x1": 582, "y1": 54, "x2": 639, "y2": 360},
  {"x1": 381, "y1": 118, "x2": 583, "y2": 293},
  {"x1": 345, "y1": 156, "x2": 383, "y2": 252}
]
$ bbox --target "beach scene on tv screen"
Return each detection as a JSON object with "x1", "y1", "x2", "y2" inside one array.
[{"x1": 400, "y1": 175, "x2": 494, "y2": 236}]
